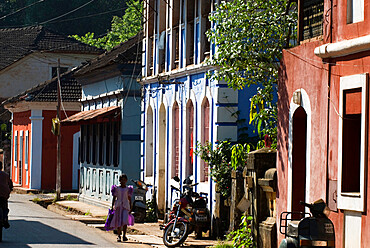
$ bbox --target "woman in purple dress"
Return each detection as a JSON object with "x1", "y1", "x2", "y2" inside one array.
[{"x1": 110, "y1": 174, "x2": 133, "y2": 242}]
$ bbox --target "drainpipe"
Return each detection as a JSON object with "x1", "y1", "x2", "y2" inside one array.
[{"x1": 326, "y1": 0, "x2": 333, "y2": 206}]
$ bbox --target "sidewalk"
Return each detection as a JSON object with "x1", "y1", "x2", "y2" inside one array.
[{"x1": 43, "y1": 197, "x2": 219, "y2": 248}]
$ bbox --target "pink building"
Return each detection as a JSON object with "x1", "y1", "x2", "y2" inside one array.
[{"x1": 277, "y1": 0, "x2": 370, "y2": 246}]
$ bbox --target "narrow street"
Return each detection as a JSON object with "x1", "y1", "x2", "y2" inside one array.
[{"x1": 0, "y1": 194, "x2": 152, "y2": 248}]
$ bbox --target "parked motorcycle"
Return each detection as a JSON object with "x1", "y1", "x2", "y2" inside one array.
[
  {"x1": 161, "y1": 176, "x2": 211, "y2": 247},
  {"x1": 131, "y1": 179, "x2": 148, "y2": 223},
  {"x1": 279, "y1": 199, "x2": 335, "y2": 248}
]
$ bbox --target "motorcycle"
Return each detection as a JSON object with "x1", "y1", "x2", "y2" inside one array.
[
  {"x1": 279, "y1": 199, "x2": 335, "y2": 248},
  {"x1": 131, "y1": 179, "x2": 148, "y2": 223},
  {"x1": 161, "y1": 176, "x2": 211, "y2": 247}
]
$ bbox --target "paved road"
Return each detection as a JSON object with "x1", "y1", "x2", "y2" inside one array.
[{"x1": 0, "y1": 194, "x2": 152, "y2": 248}]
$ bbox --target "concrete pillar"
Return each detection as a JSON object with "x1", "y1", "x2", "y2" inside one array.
[
  {"x1": 258, "y1": 168, "x2": 277, "y2": 248},
  {"x1": 244, "y1": 147, "x2": 276, "y2": 248},
  {"x1": 29, "y1": 110, "x2": 43, "y2": 190},
  {"x1": 229, "y1": 168, "x2": 244, "y2": 231}
]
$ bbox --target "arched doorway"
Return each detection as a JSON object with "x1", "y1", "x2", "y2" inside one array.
[
  {"x1": 186, "y1": 100, "x2": 194, "y2": 177},
  {"x1": 145, "y1": 106, "x2": 154, "y2": 177},
  {"x1": 291, "y1": 106, "x2": 307, "y2": 213},
  {"x1": 158, "y1": 104, "x2": 166, "y2": 214},
  {"x1": 172, "y1": 102, "x2": 180, "y2": 178},
  {"x1": 200, "y1": 98, "x2": 210, "y2": 182}
]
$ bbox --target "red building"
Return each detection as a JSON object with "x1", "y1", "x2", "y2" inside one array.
[
  {"x1": 278, "y1": 0, "x2": 370, "y2": 246},
  {"x1": 4, "y1": 72, "x2": 80, "y2": 191}
]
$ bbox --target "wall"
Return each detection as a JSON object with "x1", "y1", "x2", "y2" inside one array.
[
  {"x1": 12, "y1": 111, "x2": 31, "y2": 188},
  {"x1": 278, "y1": 3, "x2": 370, "y2": 245},
  {"x1": 41, "y1": 110, "x2": 79, "y2": 190},
  {"x1": 141, "y1": 70, "x2": 252, "y2": 213},
  {"x1": 277, "y1": 40, "x2": 329, "y2": 242},
  {"x1": 333, "y1": 0, "x2": 370, "y2": 42},
  {"x1": 79, "y1": 74, "x2": 141, "y2": 205},
  {"x1": 0, "y1": 53, "x2": 96, "y2": 100}
]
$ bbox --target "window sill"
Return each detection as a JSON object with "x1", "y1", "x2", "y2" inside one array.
[{"x1": 341, "y1": 192, "x2": 361, "y2": 197}]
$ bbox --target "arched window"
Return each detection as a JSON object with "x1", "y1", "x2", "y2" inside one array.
[
  {"x1": 186, "y1": 100, "x2": 194, "y2": 176},
  {"x1": 200, "y1": 98, "x2": 210, "y2": 182},
  {"x1": 172, "y1": 102, "x2": 180, "y2": 177},
  {"x1": 145, "y1": 106, "x2": 154, "y2": 177}
]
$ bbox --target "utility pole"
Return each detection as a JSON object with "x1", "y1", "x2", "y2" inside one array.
[{"x1": 56, "y1": 58, "x2": 62, "y2": 200}]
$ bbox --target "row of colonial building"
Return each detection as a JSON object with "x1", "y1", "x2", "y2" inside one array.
[
  {"x1": 2, "y1": 0, "x2": 254, "y2": 216},
  {"x1": 3, "y1": 0, "x2": 370, "y2": 246}
]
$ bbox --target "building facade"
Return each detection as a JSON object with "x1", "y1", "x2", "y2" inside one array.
[
  {"x1": 277, "y1": 0, "x2": 370, "y2": 246},
  {"x1": 141, "y1": 0, "x2": 252, "y2": 215},
  {"x1": 4, "y1": 73, "x2": 81, "y2": 190},
  {"x1": 63, "y1": 35, "x2": 142, "y2": 206},
  {"x1": 0, "y1": 25, "x2": 101, "y2": 175}
]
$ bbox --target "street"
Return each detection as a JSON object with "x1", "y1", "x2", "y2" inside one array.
[{"x1": 0, "y1": 194, "x2": 152, "y2": 248}]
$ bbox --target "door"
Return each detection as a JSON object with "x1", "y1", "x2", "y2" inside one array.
[
  {"x1": 158, "y1": 104, "x2": 167, "y2": 214},
  {"x1": 291, "y1": 106, "x2": 307, "y2": 213}
]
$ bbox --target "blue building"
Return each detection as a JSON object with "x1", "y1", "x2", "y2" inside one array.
[
  {"x1": 141, "y1": 0, "x2": 254, "y2": 215},
  {"x1": 62, "y1": 34, "x2": 142, "y2": 207}
]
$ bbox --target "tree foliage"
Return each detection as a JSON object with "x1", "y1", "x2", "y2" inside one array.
[
  {"x1": 227, "y1": 215, "x2": 255, "y2": 248},
  {"x1": 195, "y1": 140, "x2": 233, "y2": 197},
  {"x1": 71, "y1": 0, "x2": 142, "y2": 50},
  {"x1": 207, "y1": 0, "x2": 297, "y2": 147}
]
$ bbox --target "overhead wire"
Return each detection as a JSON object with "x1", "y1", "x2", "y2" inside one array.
[
  {"x1": 123, "y1": 33, "x2": 142, "y2": 108},
  {"x1": 286, "y1": 49, "x2": 370, "y2": 68},
  {"x1": 58, "y1": 72, "x2": 69, "y2": 119},
  {"x1": 39, "y1": 0, "x2": 96, "y2": 25},
  {"x1": 45, "y1": 7, "x2": 127, "y2": 24},
  {"x1": 0, "y1": 7, "x2": 126, "y2": 29},
  {"x1": 0, "y1": 0, "x2": 47, "y2": 21}
]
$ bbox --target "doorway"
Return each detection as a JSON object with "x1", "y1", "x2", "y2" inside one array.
[
  {"x1": 158, "y1": 104, "x2": 166, "y2": 215},
  {"x1": 291, "y1": 106, "x2": 307, "y2": 213}
]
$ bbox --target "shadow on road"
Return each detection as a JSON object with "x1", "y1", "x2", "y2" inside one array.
[{"x1": 0, "y1": 219, "x2": 94, "y2": 247}]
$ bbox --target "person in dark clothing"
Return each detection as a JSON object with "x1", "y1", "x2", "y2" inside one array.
[{"x1": 0, "y1": 162, "x2": 13, "y2": 228}]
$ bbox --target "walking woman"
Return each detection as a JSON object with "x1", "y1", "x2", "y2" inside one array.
[{"x1": 109, "y1": 174, "x2": 133, "y2": 242}]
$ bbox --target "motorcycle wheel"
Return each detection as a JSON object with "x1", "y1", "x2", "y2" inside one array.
[{"x1": 163, "y1": 222, "x2": 189, "y2": 247}]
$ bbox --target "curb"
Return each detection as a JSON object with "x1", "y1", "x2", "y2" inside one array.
[{"x1": 42, "y1": 200, "x2": 218, "y2": 248}]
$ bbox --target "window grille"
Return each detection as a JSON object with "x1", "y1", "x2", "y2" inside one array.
[{"x1": 302, "y1": 0, "x2": 324, "y2": 40}]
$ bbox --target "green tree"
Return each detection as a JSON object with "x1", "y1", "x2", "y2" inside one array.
[
  {"x1": 71, "y1": 0, "x2": 142, "y2": 50},
  {"x1": 207, "y1": 0, "x2": 297, "y2": 147}
]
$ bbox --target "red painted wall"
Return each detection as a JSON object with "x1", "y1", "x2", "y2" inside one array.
[
  {"x1": 277, "y1": 41, "x2": 329, "y2": 243},
  {"x1": 333, "y1": 0, "x2": 370, "y2": 42},
  {"x1": 12, "y1": 111, "x2": 31, "y2": 188},
  {"x1": 41, "y1": 110, "x2": 79, "y2": 191},
  {"x1": 278, "y1": 1, "x2": 370, "y2": 246}
]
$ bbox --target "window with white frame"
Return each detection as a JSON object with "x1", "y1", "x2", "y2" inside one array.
[
  {"x1": 92, "y1": 124, "x2": 97, "y2": 165},
  {"x1": 347, "y1": 0, "x2": 364, "y2": 24},
  {"x1": 14, "y1": 131, "x2": 18, "y2": 168},
  {"x1": 19, "y1": 131, "x2": 23, "y2": 169},
  {"x1": 80, "y1": 122, "x2": 120, "y2": 167},
  {"x1": 338, "y1": 73, "x2": 367, "y2": 212},
  {"x1": 25, "y1": 131, "x2": 29, "y2": 170}
]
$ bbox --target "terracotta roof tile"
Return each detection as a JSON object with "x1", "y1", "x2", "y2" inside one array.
[
  {"x1": 61, "y1": 106, "x2": 120, "y2": 125},
  {"x1": 0, "y1": 25, "x2": 102, "y2": 71}
]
